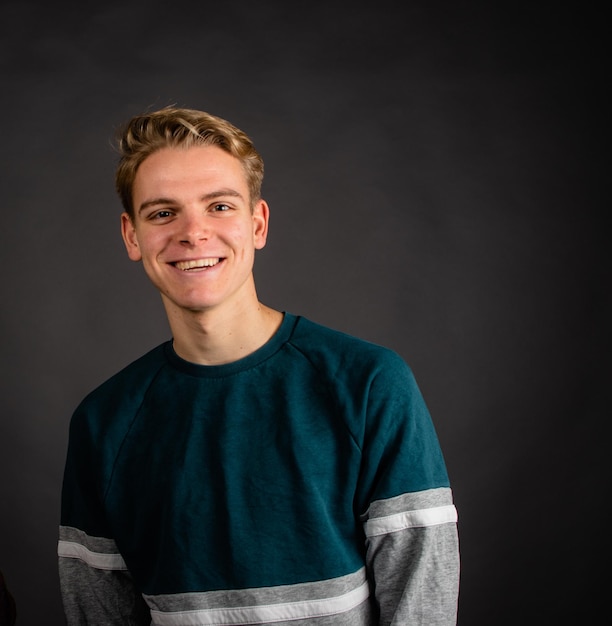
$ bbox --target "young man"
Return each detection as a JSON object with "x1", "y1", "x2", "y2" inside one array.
[{"x1": 58, "y1": 107, "x2": 460, "y2": 625}]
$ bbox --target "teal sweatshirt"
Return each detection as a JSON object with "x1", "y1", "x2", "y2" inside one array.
[{"x1": 59, "y1": 313, "x2": 459, "y2": 625}]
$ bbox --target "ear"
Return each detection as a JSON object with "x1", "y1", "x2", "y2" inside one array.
[
  {"x1": 121, "y1": 212, "x2": 143, "y2": 261},
  {"x1": 253, "y1": 200, "x2": 270, "y2": 250}
]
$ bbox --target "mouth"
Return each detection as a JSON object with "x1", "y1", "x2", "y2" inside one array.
[{"x1": 173, "y1": 258, "x2": 223, "y2": 271}]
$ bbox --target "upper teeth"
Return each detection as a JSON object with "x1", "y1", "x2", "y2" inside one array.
[{"x1": 175, "y1": 258, "x2": 220, "y2": 270}]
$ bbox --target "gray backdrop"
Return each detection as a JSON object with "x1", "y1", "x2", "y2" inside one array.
[{"x1": 0, "y1": 1, "x2": 606, "y2": 624}]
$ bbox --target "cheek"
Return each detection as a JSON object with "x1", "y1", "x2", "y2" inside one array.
[
  {"x1": 139, "y1": 230, "x2": 170, "y2": 254},
  {"x1": 223, "y1": 222, "x2": 252, "y2": 247}
]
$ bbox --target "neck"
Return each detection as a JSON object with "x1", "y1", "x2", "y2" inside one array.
[{"x1": 163, "y1": 298, "x2": 283, "y2": 366}]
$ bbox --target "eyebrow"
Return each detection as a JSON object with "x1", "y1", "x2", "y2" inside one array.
[{"x1": 137, "y1": 188, "x2": 245, "y2": 215}]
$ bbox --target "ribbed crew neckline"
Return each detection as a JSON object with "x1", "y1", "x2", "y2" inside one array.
[{"x1": 163, "y1": 312, "x2": 298, "y2": 378}]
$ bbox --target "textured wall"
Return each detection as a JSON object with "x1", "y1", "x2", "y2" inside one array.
[{"x1": 0, "y1": 1, "x2": 606, "y2": 623}]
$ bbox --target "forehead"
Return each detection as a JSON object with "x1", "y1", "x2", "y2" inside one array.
[{"x1": 133, "y1": 145, "x2": 248, "y2": 199}]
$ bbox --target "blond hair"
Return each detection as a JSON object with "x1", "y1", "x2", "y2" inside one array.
[{"x1": 115, "y1": 107, "x2": 264, "y2": 218}]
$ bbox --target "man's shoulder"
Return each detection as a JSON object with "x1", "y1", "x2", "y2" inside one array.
[
  {"x1": 289, "y1": 316, "x2": 410, "y2": 378},
  {"x1": 72, "y1": 342, "x2": 169, "y2": 425},
  {"x1": 286, "y1": 316, "x2": 425, "y2": 423}
]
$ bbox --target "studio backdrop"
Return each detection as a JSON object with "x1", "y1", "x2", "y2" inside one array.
[{"x1": 0, "y1": 1, "x2": 606, "y2": 623}]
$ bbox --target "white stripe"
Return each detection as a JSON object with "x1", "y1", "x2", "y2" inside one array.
[
  {"x1": 57, "y1": 540, "x2": 128, "y2": 571},
  {"x1": 364, "y1": 504, "x2": 458, "y2": 537},
  {"x1": 150, "y1": 580, "x2": 370, "y2": 625}
]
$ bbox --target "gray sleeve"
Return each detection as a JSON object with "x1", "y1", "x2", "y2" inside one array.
[
  {"x1": 59, "y1": 555, "x2": 151, "y2": 625},
  {"x1": 363, "y1": 487, "x2": 460, "y2": 625}
]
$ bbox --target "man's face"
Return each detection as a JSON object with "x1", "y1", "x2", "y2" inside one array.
[{"x1": 121, "y1": 145, "x2": 269, "y2": 317}]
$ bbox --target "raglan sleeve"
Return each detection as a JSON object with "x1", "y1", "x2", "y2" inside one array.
[
  {"x1": 58, "y1": 402, "x2": 151, "y2": 625},
  {"x1": 356, "y1": 352, "x2": 460, "y2": 625}
]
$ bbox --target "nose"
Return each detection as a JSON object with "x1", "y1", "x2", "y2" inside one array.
[{"x1": 178, "y1": 213, "x2": 209, "y2": 246}]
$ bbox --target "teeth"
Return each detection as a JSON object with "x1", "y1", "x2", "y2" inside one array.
[{"x1": 175, "y1": 258, "x2": 221, "y2": 271}]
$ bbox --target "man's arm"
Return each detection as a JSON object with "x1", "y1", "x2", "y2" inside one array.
[
  {"x1": 59, "y1": 393, "x2": 152, "y2": 625},
  {"x1": 355, "y1": 352, "x2": 460, "y2": 625},
  {"x1": 363, "y1": 488, "x2": 459, "y2": 625},
  {"x1": 58, "y1": 527, "x2": 151, "y2": 625}
]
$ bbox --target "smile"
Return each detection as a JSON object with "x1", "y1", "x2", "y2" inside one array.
[{"x1": 174, "y1": 258, "x2": 222, "y2": 271}]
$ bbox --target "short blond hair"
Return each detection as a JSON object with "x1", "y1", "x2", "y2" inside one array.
[{"x1": 115, "y1": 107, "x2": 264, "y2": 218}]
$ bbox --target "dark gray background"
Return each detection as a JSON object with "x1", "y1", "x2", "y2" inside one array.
[{"x1": 0, "y1": 1, "x2": 606, "y2": 623}]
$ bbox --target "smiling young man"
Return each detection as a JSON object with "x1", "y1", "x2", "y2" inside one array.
[
  {"x1": 121, "y1": 141, "x2": 282, "y2": 365},
  {"x1": 58, "y1": 107, "x2": 460, "y2": 625}
]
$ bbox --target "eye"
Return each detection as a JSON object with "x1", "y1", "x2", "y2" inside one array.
[
  {"x1": 146, "y1": 209, "x2": 176, "y2": 224},
  {"x1": 147, "y1": 209, "x2": 175, "y2": 222},
  {"x1": 211, "y1": 203, "x2": 232, "y2": 212}
]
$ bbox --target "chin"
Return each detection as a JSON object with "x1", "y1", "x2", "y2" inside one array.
[{"x1": 162, "y1": 292, "x2": 224, "y2": 314}]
